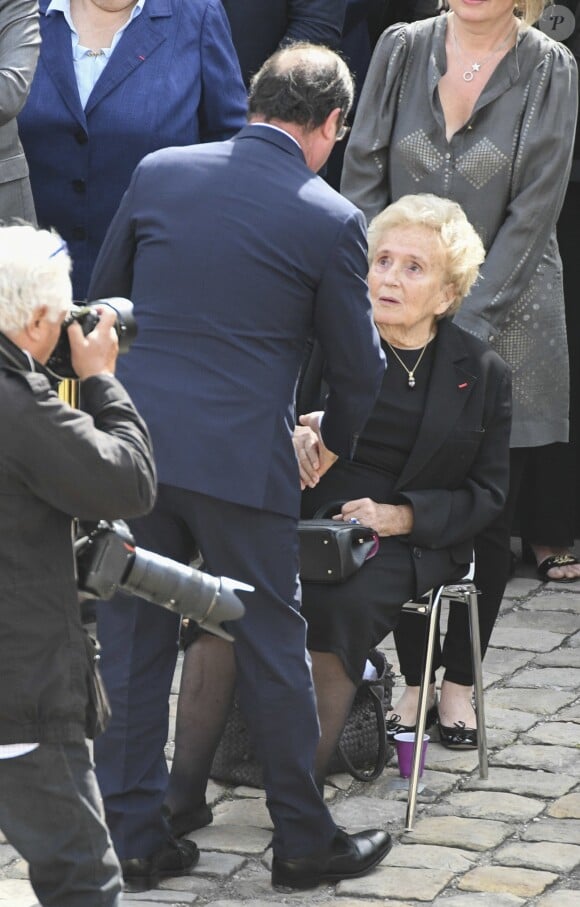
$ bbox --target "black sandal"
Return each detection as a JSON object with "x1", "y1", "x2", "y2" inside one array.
[{"x1": 537, "y1": 553, "x2": 580, "y2": 584}]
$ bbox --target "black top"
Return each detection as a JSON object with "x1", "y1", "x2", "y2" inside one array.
[{"x1": 354, "y1": 337, "x2": 436, "y2": 474}]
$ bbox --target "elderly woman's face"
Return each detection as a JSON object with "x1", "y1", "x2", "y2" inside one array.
[{"x1": 368, "y1": 226, "x2": 455, "y2": 339}]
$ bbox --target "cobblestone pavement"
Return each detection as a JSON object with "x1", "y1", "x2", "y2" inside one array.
[{"x1": 1, "y1": 557, "x2": 579, "y2": 906}]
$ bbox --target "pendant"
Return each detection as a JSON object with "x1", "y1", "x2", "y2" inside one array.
[
  {"x1": 462, "y1": 70, "x2": 474, "y2": 82},
  {"x1": 408, "y1": 374, "x2": 416, "y2": 388}
]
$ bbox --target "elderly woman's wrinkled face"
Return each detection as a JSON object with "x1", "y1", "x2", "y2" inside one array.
[{"x1": 368, "y1": 226, "x2": 455, "y2": 340}]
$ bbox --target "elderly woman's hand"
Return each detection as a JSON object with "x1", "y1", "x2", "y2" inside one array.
[{"x1": 334, "y1": 497, "x2": 414, "y2": 537}]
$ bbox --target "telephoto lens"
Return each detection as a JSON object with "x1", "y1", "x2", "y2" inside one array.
[{"x1": 75, "y1": 521, "x2": 249, "y2": 641}]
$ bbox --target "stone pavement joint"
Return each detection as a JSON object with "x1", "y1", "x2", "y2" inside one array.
[{"x1": 1, "y1": 562, "x2": 579, "y2": 906}]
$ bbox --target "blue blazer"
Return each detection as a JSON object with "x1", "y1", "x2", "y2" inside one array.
[
  {"x1": 88, "y1": 125, "x2": 385, "y2": 518},
  {"x1": 18, "y1": 0, "x2": 247, "y2": 299}
]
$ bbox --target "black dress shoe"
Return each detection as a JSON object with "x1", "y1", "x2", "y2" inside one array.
[
  {"x1": 121, "y1": 838, "x2": 199, "y2": 892},
  {"x1": 438, "y1": 718, "x2": 477, "y2": 749},
  {"x1": 386, "y1": 703, "x2": 438, "y2": 742},
  {"x1": 271, "y1": 827, "x2": 392, "y2": 890},
  {"x1": 165, "y1": 802, "x2": 213, "y2": 837}
]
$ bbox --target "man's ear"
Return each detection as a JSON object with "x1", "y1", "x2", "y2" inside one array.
[
  {"x1": 25, "y1": 305, "x2": 49, "y2": 340},
  {"x1": 320, "y1": 107, "x2": 342, "y2": 142}
]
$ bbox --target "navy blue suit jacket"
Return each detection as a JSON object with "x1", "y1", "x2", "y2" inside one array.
[
  {"x1": 88, "y1": 125, "x2": 385, "y2": 518},
  {"x1": 18, "y1": 0, "x2": 247, "y2": 299},
  {"x1": 221, "y1": 0, "x2": 347, "y2": 85}
]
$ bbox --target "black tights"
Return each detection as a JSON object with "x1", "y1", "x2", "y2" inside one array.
[{"x1": 165, "y1": 639, "x2": 357, "y2": 814}]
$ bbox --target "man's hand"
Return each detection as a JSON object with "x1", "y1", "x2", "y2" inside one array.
[
  {"x1": 68, "y1": 307, "x2": 119, "y2": 380},
  {"x1": 293, "y1": 411, "x2": 338, "y2": 490},
  {"x1": 293, "y1": 424, "x2": 320, "y2": 490},
  {"x1": 334, "y1": 498, "x2": 414, "y2": 537}
]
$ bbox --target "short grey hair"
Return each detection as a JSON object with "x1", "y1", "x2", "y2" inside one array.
[
  {"x1": 367, "y1": 194, "x2": 485, "y2": 316},
  {"x1": 0, "y1": 225, "x2": 72, "y2": 333}
]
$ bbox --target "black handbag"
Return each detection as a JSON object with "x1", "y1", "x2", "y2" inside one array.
[
  {"x1": 333, "y1": 649, "x2": 394, "y2": 782},
  {"x1": 299, "y1": 502, "x2": 379, "y2": 583},
  {"x1": 210, "y1": 648, "x2": 394, "y2": 787}
]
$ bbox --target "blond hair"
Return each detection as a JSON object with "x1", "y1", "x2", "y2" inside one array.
[
  {"x1": 516, "y1": 0, "x2": 547, "y2": 26},
  {"x1": 367, "y1": 194, "x2": 485, "y2": 316}
]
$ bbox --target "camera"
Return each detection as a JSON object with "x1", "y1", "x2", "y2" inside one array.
[
  {"x1": 75, "y1": 520, "x2": 249, "y2": 641},
  {"x1": 47, "y1": 297, "x2": 137, "y2": 379}
]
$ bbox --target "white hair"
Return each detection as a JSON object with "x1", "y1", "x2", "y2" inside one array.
[
  {"x1": 0, "y1": 225, "x2": 72, "y2": 333},
  {"x1": 368, "y1": 194, "x2": 485, "y2": 315}
]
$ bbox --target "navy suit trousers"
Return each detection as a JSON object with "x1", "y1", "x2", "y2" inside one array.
[{"x1": 95, "y1": 483, "x2": 336, "y2": 860}]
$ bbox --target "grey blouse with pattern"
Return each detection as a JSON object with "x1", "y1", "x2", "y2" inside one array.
[{"x1": 342, "y1": 14, "x2": 578, "y2": 447}]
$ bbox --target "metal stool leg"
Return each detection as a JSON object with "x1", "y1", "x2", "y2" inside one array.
[
  {"x1": 405, "y1": 587, "x2": 443, "y2": 831},
  {"x1": 466, "y1": 584, "x2": 488, "y2": 778},
  {"x1": 443, "y1": 581, "x2": 488, "y2": 779}
]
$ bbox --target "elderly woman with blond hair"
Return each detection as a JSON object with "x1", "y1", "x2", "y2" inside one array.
[
  {"x1": 294, "y1": 193, "x2": 511, "y2": 783},
  {"x1": 339, "y1": 0, "x2": 578, "y2": 743}
]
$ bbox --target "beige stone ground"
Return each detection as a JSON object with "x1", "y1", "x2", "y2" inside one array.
[{"x1": 1, "y1": 557, "x2": 579, "y2": 906}]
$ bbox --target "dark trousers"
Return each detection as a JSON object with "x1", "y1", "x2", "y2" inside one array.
[
  {"x1": 395, "y1": 448, "x2": 527, "y2": 686},
  {"x1": 516, "y1": 179, "x2": 580, "y2": 543},
  {"x1": 95, "y1": 484, "x2": 336, "y2": 861},
  {"x1": 0, "y1": 742, "x2": 122, "y2": 907},
  {"x1": 517, "y1": 442, "x2": 576, "y2": 547}
]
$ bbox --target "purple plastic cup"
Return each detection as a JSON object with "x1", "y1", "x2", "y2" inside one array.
[{"x1": 394, "y1": 732, "x2": 429, "y2": 779}]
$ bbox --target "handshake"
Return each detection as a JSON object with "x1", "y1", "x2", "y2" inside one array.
[{"x1": 293, "y1": 411, "x2": 338, "y2": 490}]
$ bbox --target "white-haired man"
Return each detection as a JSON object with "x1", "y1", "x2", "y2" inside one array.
[{"x1": 0, "y1": 224, "x2": 156, "y2": 907}]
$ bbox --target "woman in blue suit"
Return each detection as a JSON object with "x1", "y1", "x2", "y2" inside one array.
[{"x1": 18, "y1": 0, "x2": 247, "y2": 299}]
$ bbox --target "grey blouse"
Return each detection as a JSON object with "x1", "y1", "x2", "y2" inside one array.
[{"x1": 342, "y1": 15, "x2": 578, "y2": 447}]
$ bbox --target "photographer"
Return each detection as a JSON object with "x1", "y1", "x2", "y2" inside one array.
[{"x1": 0, "y1": 224, "x2": 156, "y2": 907}]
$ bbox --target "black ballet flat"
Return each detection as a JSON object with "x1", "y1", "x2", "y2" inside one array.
[
  {"x1": 386, "y1": 703, "x2": 438, "y2": 742},
  {"x1": 437, "y1": 719, "x2": 477, "y2": 749}
]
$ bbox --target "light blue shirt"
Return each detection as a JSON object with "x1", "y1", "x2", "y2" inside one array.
[{"x1": 46, "y1": 0, "x2": 145, "y2": 108}]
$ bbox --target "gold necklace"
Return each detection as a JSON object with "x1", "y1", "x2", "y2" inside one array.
[
  {"x1": 451, "y1": 15, "x2": 517, "y2": 83},
  {"x1": 385, "y1": 339, "x2": 431, "y2": 389}
]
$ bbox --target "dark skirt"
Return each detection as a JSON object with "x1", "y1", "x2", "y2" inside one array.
[{"x1": 300, "y1": 459, "x2": 457, "y2": 685}]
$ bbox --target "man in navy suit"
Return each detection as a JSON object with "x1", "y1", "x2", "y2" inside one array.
[
  {"x1": 221, "y1": 0, "x2": 347, "y2": 85},
  {"x1": 89, "y1": 44, "x2": 389, "y2": 891}
]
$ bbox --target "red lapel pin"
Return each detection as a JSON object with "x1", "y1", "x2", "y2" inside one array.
[{"x1": 458, "y1": 382, "x2": 469, "y2": 389}]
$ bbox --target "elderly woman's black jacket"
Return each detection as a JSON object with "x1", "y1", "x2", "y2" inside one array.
[
  {"x1": 0, "y1": 338, "x2": 156, "y2": 744},
  {"x1": 391, "y1": 318, "x2": 511, "y2": 592},
  {"x1": 300, "y1": 317, "x2": 512, "y2": 594}
]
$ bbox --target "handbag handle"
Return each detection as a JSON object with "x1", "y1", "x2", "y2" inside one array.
[
  {"x1": 311, "y1": 500, "x2": 379, "y2": 562},
  {"x1": 336, "y1": 682, "x2": 388, "y2": 782},
  {"x1": 312, "y1": 500, "x2": 349, "y2": 519}
]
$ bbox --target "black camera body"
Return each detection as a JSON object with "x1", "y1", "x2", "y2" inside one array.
[
  {"x1": 75, "y1": 521, "x2": 247, "y2": 640},
  {"x1": 48, "y1": 297, "x2": 137, "y2": 379}
]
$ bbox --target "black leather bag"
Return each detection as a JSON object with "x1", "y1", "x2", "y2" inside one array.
[
  {"x1": 210, "y1": 649, "x2": 394, "y2": 787},
  {"x1": 299, "y1": 502, "x2": 379, "y2": 583}
]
